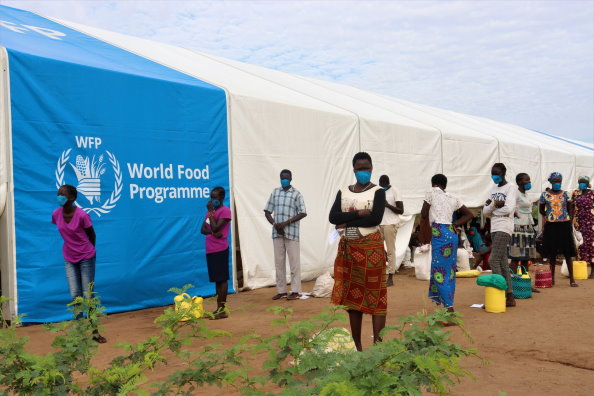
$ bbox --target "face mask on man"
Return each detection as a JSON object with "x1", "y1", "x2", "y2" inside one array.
[
  {"x1": 579, "y1": 182, "x2": 588, "y2": 190},
  {"x1": 57, "y1": 195, "x2": 68, "y2": 207},
  {"x1": 524, "y1": 182, "x2": 532, "y2": 191},
  {"x1": 491, "y1": 175, "x2": 503, "y2": 184},
  {"x1": 355, "y1": 171, "x2": 371, "y2": 185},
  {"x1": 551, "y1": 182, "x2": 562, "y2": 191},
  {"x1": 281, "y1": 179, "x2": 291, "y2": 188}
]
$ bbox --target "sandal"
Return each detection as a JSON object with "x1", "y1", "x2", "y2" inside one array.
[
  {"x1": 92, "y1": 330, "x2": 107, "y2": 344},
  {"x1": 570, "y1": 282, "x2": 579, "y2": 287},
  {"x1": 209, "y1": 311, "x2": 229, "y2": 320},
  {"x1": 272, "y1": 293, "x2": 287, "y2": 300}
]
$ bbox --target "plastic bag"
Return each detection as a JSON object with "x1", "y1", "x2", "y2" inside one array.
[
  {"x1": 561, "y1": 260, "x2": 569, "y2": 277},
  {"x1": 414, "y1": 245, "x2": 431, "y2": 281},
  {"x1": 573, "y1": 227, "x2": 583, "y2": 248},
  {"x1": 311, "y1": 271, "x2": 335, "y2": 298},
  {"x1": 476, "y1": 274, "x2": 508, "y2": 290}
]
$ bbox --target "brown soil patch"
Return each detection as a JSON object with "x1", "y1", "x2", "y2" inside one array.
[{"x1": 15, "y1": 267, "x2": 594, "y2": 395}]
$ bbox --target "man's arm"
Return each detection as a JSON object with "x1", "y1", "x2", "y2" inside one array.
[{"x1": 386, "y1": 201, "x2": 404, "y2": 215}]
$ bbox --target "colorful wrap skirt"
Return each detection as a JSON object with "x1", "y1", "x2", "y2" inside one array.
[
  {"x1": 331, "y1": 231, "x2": 387, "y2": 315},
  {"x1": 429, "y1": 223, "x2": 458, "y2": 307},
  {"x1": 508, "y1": 224, "x2": 537, "y2": 261}
]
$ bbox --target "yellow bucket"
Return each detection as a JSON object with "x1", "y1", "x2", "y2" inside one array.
[
  {"x1": 174, "y1": 293, "x2": 204, "y2": 321},
  {"x1": 485, "y1": 286, "x2": 506, "y2": 313},
  {"x1": 573, "y1": 261, "x2": 588, "y2": 280}
]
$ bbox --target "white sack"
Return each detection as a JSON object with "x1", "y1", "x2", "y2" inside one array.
[
  {"x1": 311, "y1": 271, "x2": 334, "y2": 298},
  {"x1": 414, "y1": 245, "x2": 431, "y2": 281}
]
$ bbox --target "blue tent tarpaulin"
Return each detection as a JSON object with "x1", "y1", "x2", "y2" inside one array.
[{"x1": 0, "y1": 5, "x2": 230, "y2": 322}]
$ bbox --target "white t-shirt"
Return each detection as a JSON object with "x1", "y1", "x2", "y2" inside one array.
[
  {"x1": 380, "y1": 186, "x2": 402, "y2": 226},
  {"x1": 483, "y1": 182, "x2": 517, "y2": 235},
  {"x1": 340, "y1": 185, "x2": 382, "y2": 237},
  {"x1": 424, "y1": 187, "x2": 462, "y2": 225}
]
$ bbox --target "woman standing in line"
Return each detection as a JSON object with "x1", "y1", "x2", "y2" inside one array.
[
  {"x1": 509, "y1": 173, "x2": 538, "y2": 274},
  {"x1": 572, "y1": 176, "x2": 594, "y2": 278},
  {"x1": 419, "y1": 174, "x2": 473, "y2": 325},
  {"x1": 329, "y1": 152, "x2": 386, "y2": 351},
  {"x1": 52, "y1": 184, "x2": 106, "y2": 343},
  {"x1": 539, "y1": 172, "x2": 578, "y2": 287},
  {"x1": 201, "y1": 186, "x2": 232, "y2": 319}
]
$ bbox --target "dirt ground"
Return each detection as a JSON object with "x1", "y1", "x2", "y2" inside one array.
[{"x1": 16, "y1": 266, "x2": 594, "y2": 395}]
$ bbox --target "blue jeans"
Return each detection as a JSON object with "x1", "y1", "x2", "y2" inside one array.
[{"x1": 64, "y1": 256, "x2": 96, "y2": 300}]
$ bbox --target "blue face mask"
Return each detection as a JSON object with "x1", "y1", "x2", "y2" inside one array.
[
  {"x1": 211, "y1": 199, "x2": 221, "y2": 208},
  {"x1": 355, "y1": 171, "x2": 371, "y2": 185},
  {"x1": 524, "y1": 182, "x2": 532, "y2": 191},
  {"x1": 57, "y1": 195, "x2": 68, "y2": 207},
  {"x1": 281, "y1": 179, "x2": 291, "y2": 188},
  {"x1": 551, "y1": 182, "x2": 562, "y2": 191},
  {"x1": 491, "y1": 175, "x2": 503, "y2": 184},
  {"x1": 382, "y1": 186, "x2": 389, "y2": 190},
  {"x1": 579, "y1": 182, "x2": 588, "y2": 190}
]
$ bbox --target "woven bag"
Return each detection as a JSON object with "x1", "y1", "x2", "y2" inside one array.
[
  {"x1": 510, "y1": 267, "x2": 532, "y2": 299},
  {"x1": 534, "y1": 268, "x2": 553, "y2": 288}
]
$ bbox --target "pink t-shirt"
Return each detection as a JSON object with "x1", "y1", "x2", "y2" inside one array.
[
  {"x1": 204, "y1": 205, "x2": 232, "y2": 254},
  {"x1": 52, "y1": 207, "x2": 96, "y2": 263}
]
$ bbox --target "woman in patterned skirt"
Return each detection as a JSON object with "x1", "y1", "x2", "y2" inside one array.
[
  {"x1": 573, "y1": 176, "x2": 594, "y2": 278},
  {"x1": 329, "y1": 152, "x2": 386, "y2": 351},
  {"x1": 509, "y1": 173, "x2": 537, "y2": 273},
  {"x1": 419, "y1": 174, "x2": 473, "y2": 325}
]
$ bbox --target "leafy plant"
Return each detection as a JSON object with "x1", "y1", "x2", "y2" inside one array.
[{"x1": 0, "y1": 291, "x2": 478, "y2": 395}]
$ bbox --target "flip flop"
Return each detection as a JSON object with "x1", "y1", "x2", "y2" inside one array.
[{"x1": 570, "y1": 282, "x2": 579, "y2": 287}]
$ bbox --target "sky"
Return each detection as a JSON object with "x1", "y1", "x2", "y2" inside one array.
[{"x1": 3, "y1": 0, "x2": 593, "y2": 143}]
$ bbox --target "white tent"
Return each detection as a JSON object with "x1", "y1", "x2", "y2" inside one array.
[{"x1": 2, "y1": 8, "x2": 592, "y2": 304}]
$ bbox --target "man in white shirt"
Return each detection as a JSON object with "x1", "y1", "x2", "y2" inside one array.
[
  {"x1": 483, "y1": 163, "x2": 517, "y2": 307},
  {"x1": 378, "y1": 175, "x2": 404, "y2": 286}
]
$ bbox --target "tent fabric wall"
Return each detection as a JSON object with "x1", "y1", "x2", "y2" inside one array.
[
  {"x1": 0, "y1": 8, "x2": 592, "y2": 308},
  {"x1": 0, "y1": 5, "x2": 230, "y2": 321}
]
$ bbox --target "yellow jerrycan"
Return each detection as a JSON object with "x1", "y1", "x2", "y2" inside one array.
[
  {"x1": 174, "y1": 293, "x2": 204, "y2": 321},
  {"x1": 573, "y1": 261, "x2": 588, "y2": 280},
  {"x1": 484, "y1": 286, "x2": 506, "y2": 313}
]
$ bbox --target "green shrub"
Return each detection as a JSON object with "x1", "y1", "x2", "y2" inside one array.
[{"x1": 0, "y1": 287, "x2": 477, "y2": 395}]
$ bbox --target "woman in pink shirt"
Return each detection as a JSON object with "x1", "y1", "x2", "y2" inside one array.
[
  {"x1": 200, "y1": 186, "x2": 232, "y2": 319},
  {"x1": 52, "y1": 184, "x2": 105, "y2": 343}
]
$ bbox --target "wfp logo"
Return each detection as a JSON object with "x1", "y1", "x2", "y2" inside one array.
[{"x1": 55, "y1": 136, "x2": 123, "y2": 217}]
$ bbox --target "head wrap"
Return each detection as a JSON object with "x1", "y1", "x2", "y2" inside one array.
[
  {"x1": 579, "y1": 175, "x2": 591, "y2": 187},
  {"x1": 548, "y1": 172, "x2": 562, "y2": 182}
]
